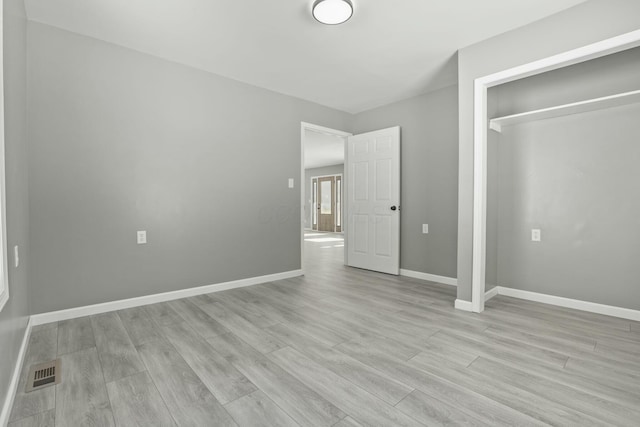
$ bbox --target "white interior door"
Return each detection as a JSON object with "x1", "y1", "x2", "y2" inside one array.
[{"x1": 346, "y1": 126, "x2": 400, "y2": 275}]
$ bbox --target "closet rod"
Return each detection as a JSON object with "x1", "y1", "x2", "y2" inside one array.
[{"x1": 489, "y1": 89, "x2": 640, "y2": 132}]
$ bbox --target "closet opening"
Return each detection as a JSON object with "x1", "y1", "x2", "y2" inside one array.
[{"x1": 469, "y1": 29, "x2": 640, "y2": 316}]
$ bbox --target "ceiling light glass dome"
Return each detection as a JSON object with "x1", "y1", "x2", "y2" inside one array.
[{"x1": 312, "y1": 0, "x2": 353, "y2": 25}]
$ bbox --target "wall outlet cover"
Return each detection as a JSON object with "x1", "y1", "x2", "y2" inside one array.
[
  {"x1": 137, "y1": 231, "x2": 147, "y2": 244},
  {"x1": 531, "y1": 229, "x2": 541, "y2": 242},
  {"x1": 422, "y1": 224, "x2": 429, "y2": 234}
]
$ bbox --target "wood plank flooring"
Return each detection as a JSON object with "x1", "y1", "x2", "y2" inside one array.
[{"x1": 9, "y1": 231, "x2": 640, "y2": 426}]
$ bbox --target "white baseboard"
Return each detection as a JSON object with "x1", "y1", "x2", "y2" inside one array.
[
  {"x1": 31, "y1": 270, "x2": 303, "y2": 326},
  {"x1": 454, "y1": 299, "x2": 473, "y2": 312},
  {"x1": 484, "y1": 286, "x2": 499, "y2": 302},
  {"x1": 400, "y1": 269, "x2": 458, "y2": 287},
  {"x1": 0, "y1": 317, "x2": 32, "y2": 427},
  {"x1": 492, "y1": 287, "x2": 640, "y2": 322}
]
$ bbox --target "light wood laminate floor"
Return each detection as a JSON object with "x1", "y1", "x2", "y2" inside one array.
[{"x1": 9, "y1": 231, "x2": 640, "y2": 426}]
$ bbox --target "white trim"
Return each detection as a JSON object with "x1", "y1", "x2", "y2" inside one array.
[
  {"x1": 0, "y1": 0, "x2": 9, "y2": 314},
  {"x1": 300, "y1": 122, "x2": 352, "y2": 273},
  {"x1": 0, "y1": 290, "x2": 7, "y2": 314},
  {"x1": 484, "y1": 286, "x2": 499, "y2": 302},
  {"x1": 31, "y1": 270, "x2": 303, "y2": 325},
  {"x1": 343, "y1": 132, "x2": 349, "y2": 267},
  {"x1": 472, "y1": 79, "x2": 488, "y2": 313},
  {"x1": 478, "y1": 30, "x2": 640, "y2": 89},
  {"x1": 310, "y1": 174, "x2": 343, "y2": 180},
  {"x1": 311, "y1": 178, "x2": 317, "y2": 230},
  {"x1": 400, "y1": 269, "x2": 457, "y2": 287},
  {"x1": 300, "y1": 124, "x2": 306, "y2": 274},
  {"x1": 470, "y1": 29, "x2": 640, "y2": 314},
  {"x1": 0, "y1": 318, "x2": 32, "y2": 427},
  {"x1": 454, "y1": 299, "x2": 473, "y2": 312},
  {"x1": 301, "y1": 122, "x2": 352, "y2": 138},
  {"x1": 494, "y1": 287, "x2": 640, "y2": 322}
]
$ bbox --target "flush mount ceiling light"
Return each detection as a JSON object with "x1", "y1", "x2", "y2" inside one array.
[{"x1": 312, "y1": 0, "x2": 353, "y2": 25}]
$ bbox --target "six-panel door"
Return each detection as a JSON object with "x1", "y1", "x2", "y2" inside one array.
[{"x1": 346, "y1": 127, "x2": 400, "y2": 275}]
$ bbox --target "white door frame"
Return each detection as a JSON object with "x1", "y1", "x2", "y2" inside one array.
[
  {"x1": 301, "y1": 122, "x2": 352, "y2": 274},
  {"x1": 0, "y1": 0, "x2": 8, "y2": 313},
  {"x1": 310, "y1": 173, "x2": 343, "y2": 232},
  {"x1": 470, "y1": 29, "x2": 640, "y2": 313}
]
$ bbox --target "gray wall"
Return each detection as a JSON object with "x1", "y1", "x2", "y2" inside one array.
[
  {"x1": 304, "y1": 164, "x2": 344, "y2": 229},
  {"x1": 27, "y1": 23, "x2": 352, "y2": 314},
  {"x1": 0, "y1": 0, "x2": 30, "y2": 414},
  {"x1": 26, "y1": 21, "x2": 460, "y2": 315},
  {"x1": 457, "y1": 0, "x2": 640, "y2": 302},
  {"x1": 486, "y1": 47, "x2": 640, "y2": 310},
  {"x1": 353, "y1": 85, "x2": 458, "y2": 277}
]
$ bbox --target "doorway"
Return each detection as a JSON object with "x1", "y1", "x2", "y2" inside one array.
[
  {"x1": 301, "y1": 123, "x2": 351, "y2": 273},
  {"x1": 301, "y1": 123, "x2": 402, "y2": 276},
  {"x1": 311, "y1": 174, "x2": 342, "y2": 232}
]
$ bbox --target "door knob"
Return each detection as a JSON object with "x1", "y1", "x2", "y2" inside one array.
[{"x1": 390, "y1": 206, "x2": 397, "y2": 211}]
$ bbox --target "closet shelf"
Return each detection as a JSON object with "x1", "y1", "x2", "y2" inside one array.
[{"x1": 489, "y1": 89, "x2": 640, "y2": 133}]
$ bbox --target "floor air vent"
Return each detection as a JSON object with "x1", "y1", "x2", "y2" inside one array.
[{"x1": 26, "y1": 359, "x2": 61, "y2": 392}]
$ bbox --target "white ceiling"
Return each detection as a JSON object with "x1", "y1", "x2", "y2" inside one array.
[
  {"x1": 24, "y1": 0, "x2": 587, "y2": 113},
  {"x1": 304, "y1": 130, "x2": 344, "y2": 169}
]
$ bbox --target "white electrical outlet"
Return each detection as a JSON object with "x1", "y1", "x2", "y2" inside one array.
[
  {"x1": 531, "y1": 229, "x2": 541, "y2": 242},
  {"x1": 137, "y1": 231, "x2": 147, "y2": 244},
  {"x1": 14, "y1": 245, "x2": 19, "y2": 268},
  {"x1": 422, "y1": 224, "x2": 429, "y2": 234},
  {"x1": 288, "y1": 178, "x2": 295, "y2": 188}
]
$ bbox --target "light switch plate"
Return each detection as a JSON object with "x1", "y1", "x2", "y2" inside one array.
[
  {"x1": 288, "y1": 178, "x2": 295, "y2": 188},
  {"x1": 137, "y1": 231, "x2": 147, "y2": 244},
  {"x1": 422, "y1": 224, "x2": 429, "y2": 234},
  {"x1": 14, "y1": 245, "x2": 19, "y2": 268},
  {"x1": 531, "y1": 229, "x2": 541, "y2": 242}
]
